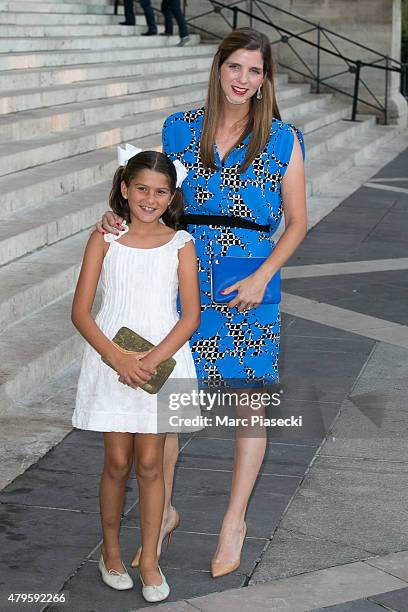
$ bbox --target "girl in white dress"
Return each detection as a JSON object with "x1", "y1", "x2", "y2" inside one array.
[{"x1": 71, "y1": 148, "x2": 201, "y2": 603}]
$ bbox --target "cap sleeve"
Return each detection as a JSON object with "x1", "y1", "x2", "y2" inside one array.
[
  {"x1": 279, "y1": 123, "x2": 306, "y2": 179},
  {"x1": 162, "y1": 111, "x2": 196, "y2": 160},
  {"x1": 174, "y1": 230, "x2": 195, "y2": 250}
]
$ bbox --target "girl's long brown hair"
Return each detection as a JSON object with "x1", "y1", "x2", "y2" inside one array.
[
  {"x1": 200, "y1": 27, "x2": 281, "y2": 174},
  {"x1": 109, "y1": 150, "x2": 185, "y2": 230}
]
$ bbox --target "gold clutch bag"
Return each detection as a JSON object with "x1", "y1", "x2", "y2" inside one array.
[{"x1": 103, "y1": 326, "x2": 176, "y2": 395}]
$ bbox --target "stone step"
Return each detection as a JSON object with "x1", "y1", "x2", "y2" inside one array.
[
  {"x1": 0, "y1": 134, "x2": 162, "y2": 217},
  {"x1": 0, "y1": 91, "x2": 207, "y2": 179},
  {"x1": 0, "y1": 105, "x2": 361, "y2": 219},
  {"x1": 0, "y1": 32, "x2": 199, "y2": 53},
  {"x1": 0, "y1": 131, "x2": 162, "y2": 330},
  {"x1": 287, "y1": 102, "x2": 348, "y2": 135},
  {"x1": 0, "y1": 92, "x2": 335, "y2": 177},
  {"x1": 15, "y1": 0, "x2": 112, "y2": 4},
  {"x1": 0, "y1": 361, "x2": 80, "y2": 490},
  {"x1": 0, "y1": 12, "x2": 129, "y2": 25},
  {"x1": 0, "y1": 1, "x2": 116, "y2": 13},
  {"x1": 0, "y1": 112, "x2": 376, "y2": 220},
  {"x1": 305, "y1": 124, "x2": 396, "y2": 196},
  {"x1": 0, "y1": 24, "x2": 156, "y2": 37},
  {"x1": 0, "y1": 231, "x2": 88, "y2": 333},
  {"x1": 0, "y1": 40, "x2": 214, "y2": 71},
  {"x1": 304, "y1": 114, "x2": 377, "y2": 156},
  {"x1": 0, "y1": 81, "x2": 308, "y2": 143},
  {"x1": 1, "y1": 80, "x2": 209, "y2": 142},
  {"x1": 0, "y1": 292, "x2": 84, "y2": 412},
  {"x1": 0, "y1": 115, "x2": 389, "y2": 279},
  {"x1": 0, "y1": 61, "x2": 279, "y2": 114},
  {"x1": 0, "y1": 48, "x2": 215, "y2": 91}
]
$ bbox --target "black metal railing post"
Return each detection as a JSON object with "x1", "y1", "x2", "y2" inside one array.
[
  {"x1": 351, "y1": 60, "x2": 361, "y2": 121},
  {"x1": 402, "y1": 63, "x2": 408, "y2": 97},
  {"x1": 232, "y1": 6, "x2": 238, "y2": 29},
  {"x1": 384, "y1": 55, "x2": 389, "y2": 124},
  {"x1": 317, "y1": 23, "x2": 321, "y2": 94},
  {"x1": 114, "y1": 0, "x2": 118, "y2": 15}
]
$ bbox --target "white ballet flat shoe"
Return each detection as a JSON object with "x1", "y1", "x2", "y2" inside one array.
[
  {"x1": 140, "y1": 566, "x2": 170, "y2": 602},
  {"x1": 98, "y1": 555, "x2": 134, "y2": 590}
]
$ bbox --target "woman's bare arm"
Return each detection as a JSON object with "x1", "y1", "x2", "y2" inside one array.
[
  {"x1": 225, "y1": 130, "x2": 307, "y2": 309},
  {"x1": 256, "y1": 129, "x2": 307, "y2": 281}
]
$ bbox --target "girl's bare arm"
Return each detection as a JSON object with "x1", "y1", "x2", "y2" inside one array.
[{"x1": 71, "y1": 233, "x2": 155, "y2": 386}]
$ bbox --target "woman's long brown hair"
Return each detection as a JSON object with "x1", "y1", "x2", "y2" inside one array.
[{"x1": 200, "y1": 27, "x2": 281, "y2": 174}]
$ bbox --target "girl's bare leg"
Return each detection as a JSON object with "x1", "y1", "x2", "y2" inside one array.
[
  {"x1": 100, "y1": 432, "x2": 134, "y2": 572},
  {"x1": 213, "y1": 390, "x2": 267, "y2": 563},
  {"x1": 134, "y1": 433, "x2": 166, "y2": 585}
]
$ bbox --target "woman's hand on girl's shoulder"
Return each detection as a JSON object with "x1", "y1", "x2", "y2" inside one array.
[{"x1": 95, "y1": 211, "x2": 126, "y2": 236}]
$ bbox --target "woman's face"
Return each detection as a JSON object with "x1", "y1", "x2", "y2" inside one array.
[
  {"x1": 219, "y1": 48, "x2": 264, "y2": 105},
  {"x1": 121, "y1": 169, "x2": 173, "y2": 224}
]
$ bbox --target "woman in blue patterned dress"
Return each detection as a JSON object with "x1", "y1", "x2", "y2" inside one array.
[{"x1": 98, "y1": 28, "x2": 306, "y2": 578}]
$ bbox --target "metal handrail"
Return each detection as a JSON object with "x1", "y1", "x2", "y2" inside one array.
[{"x1": 182, "y1": 0, "x2": 407, "y2": 124}]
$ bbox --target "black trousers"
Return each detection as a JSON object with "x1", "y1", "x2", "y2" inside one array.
[
  {"x1": 123, "y1": 0, "x2": 157, "y2": 33},
  {"x1": 161, "y1": 0, "x2": 188, "y2": 38}
]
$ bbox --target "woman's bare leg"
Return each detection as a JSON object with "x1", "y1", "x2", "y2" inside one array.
[
  {"x1": 134, "y1": 433, "x2": 166, "y2": 585},
  {"x1": 100, "y1": 432, "x2": 134, "y2": 572},
  {"x1": 161, "y1": 433, "x2": 179, "y2": 534},
  {"x1": 213, "y1": 390, "x2": 267, "y2": 563}
]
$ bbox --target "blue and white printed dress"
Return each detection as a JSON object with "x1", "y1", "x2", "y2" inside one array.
[{"x1": 162, "y1": 107, "x2": 305, "y2": 386}]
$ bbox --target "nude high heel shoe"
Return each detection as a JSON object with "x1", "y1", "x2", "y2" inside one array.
[
  {"x1": 211, "y1": 522, "x2": 247, "y2": 578},
  {"x1": 131, "y1": 509, "x2": 180, "y2": 568}
]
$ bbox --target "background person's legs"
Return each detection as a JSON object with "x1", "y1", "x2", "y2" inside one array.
[
  {"x1": 140, "y1": 0, "x2": 158, "y2": 34},
  {"x1": 162, "y1": 0, "x2": 188, "y2": 38},
  {"x1": 161, "y1": 0, "x2": 174, "y2": 34},
  {"x1": 123, "y1": 0, "x2": 136, "y2": 25}
]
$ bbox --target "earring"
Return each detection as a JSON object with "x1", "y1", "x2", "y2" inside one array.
[{"x1": 256, "y1": 85, "x2": 263, "y2": 100}]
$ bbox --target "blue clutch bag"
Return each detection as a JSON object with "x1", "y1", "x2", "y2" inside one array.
[{"x1": 211, "y1": 256, "x2": 281, "y2": 305}]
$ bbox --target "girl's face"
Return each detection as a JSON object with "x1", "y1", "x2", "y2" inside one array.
[
  {"x1": 121, "y1": 168, "x2": 174, "y2": 224},
  {"x1": 219, "y1": 48, "x2": 264, "y2": 105}
]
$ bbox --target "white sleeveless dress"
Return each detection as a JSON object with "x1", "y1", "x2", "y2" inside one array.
[{"x1": 72, "y1": 230, "x2": 202, "y2": 433}]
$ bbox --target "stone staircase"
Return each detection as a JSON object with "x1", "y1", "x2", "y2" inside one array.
[{"x1": 0, "y1": 0, "x2": 403, "y2": 487}]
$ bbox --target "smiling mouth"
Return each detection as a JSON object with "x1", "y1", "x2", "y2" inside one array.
[
  {"x1": 140, "y1": 205, "x2": 157, "y2": 213},
  {"x1": 231, "y1": 85, "x2": 248, "y2": 96}
]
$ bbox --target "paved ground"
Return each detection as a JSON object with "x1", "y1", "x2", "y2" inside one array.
[{"x1": 0, "y1": 144, "x2": 407, "y2": 612}]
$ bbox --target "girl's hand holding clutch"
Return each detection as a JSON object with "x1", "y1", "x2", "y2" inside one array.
[{"x1": 111, "y1": 351, "x2": 157, "y2": 389}]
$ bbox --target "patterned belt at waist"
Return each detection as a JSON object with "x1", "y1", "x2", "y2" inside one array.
[{"x1": 182, "y1": 214, "x2": 270, "y2": 233}]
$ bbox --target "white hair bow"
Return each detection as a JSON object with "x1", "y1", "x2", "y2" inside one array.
[
  {"x1": 117, "y1": 143, "x2": 188, "y2": 188},
  {"x1": 117, "y1": 143, "x2": 142, "y2": 166}
]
